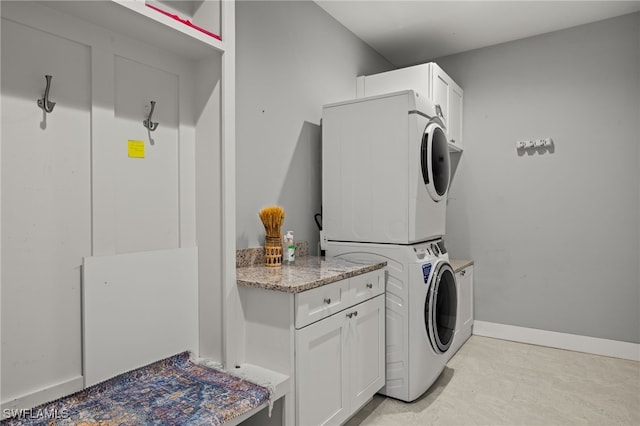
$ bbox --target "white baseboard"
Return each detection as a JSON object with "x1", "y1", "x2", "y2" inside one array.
[
  {"x1": 1, "y1": 376, "x2": 83, "y2": 416},
  {"x1": 472, "y1": 321, "x2": 640, "y2": 362}
]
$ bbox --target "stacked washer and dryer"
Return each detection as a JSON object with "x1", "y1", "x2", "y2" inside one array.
[{"x1": 322, "y1": 89, "x2": 458, "y2": 402}]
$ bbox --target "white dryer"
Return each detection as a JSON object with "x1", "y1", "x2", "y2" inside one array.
[
  {"x1": 327, "y1": 239, "x2": 457, "y2": 402},
  {"x1": 322, "y1": 90, "x2": 451, "y2": 244}
]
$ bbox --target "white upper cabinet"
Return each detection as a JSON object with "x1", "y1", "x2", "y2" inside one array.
[
  {"x1": 356, "y1": 62, "x2": 464, "y2": 150},
  {"x1": 430, "y1": 63, "x2": 463, "y2": 149}
]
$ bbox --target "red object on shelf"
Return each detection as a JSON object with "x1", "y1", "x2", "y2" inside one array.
[{"x1": 146, "y1": 3, "x2": 222, "y2": 41}]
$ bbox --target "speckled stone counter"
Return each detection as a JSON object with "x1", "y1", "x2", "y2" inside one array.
[
  {"x1": 450, "y1": 259, "x2": 474, "y2": 273},
  {"x1": 236, "y1": 242, "x2": 309, "y2": 268},
  {"x1": 236, "y1": 254, "x2": 386, "y2": 294}
]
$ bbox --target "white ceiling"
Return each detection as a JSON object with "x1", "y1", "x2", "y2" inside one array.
[{"x1": 315, "y1": 1, "x2": 640, "y2": 67}]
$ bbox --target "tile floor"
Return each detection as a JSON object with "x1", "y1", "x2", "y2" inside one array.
[{"x1": 345, "y1": 335, "x2": 640, "y2": 426}]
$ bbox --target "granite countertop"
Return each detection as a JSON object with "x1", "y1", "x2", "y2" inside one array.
[
  {"x1": 450, "y1": 259, "x2": 474, "y2": 273},
  {"x1": 237, "y1": 255, "x2": 387, "y2": 294}
]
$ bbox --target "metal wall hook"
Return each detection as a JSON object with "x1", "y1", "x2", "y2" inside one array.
[
  {"x1": 37, "y1": 75, "x2": 56, "y2": 113},
  {"x1": 143, "y1": 101, "x2": 159, "y2": 131}
]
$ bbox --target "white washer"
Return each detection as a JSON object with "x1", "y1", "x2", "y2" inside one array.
[
  {"x1": 327, "y1": 240, "x2": 457, "y2": 402},
  {"x1": 322, "y1": 90, "x2": 450, "y2": 244}
]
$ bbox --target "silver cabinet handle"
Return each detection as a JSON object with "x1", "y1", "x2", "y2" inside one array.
[
  {"x1": 323, "y1": 298, "x2": 331, "y2": 304},
  {"x1": 346, "y1": 311, "x2": 358, "y2": 319},
  {"x1": 366, "y1": 283, "x2": 373, "y2": 289},
  {"x1": 460, "y1": 270, "x2": 466, "y2": 276}
]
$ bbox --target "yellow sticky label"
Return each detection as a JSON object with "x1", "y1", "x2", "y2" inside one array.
[{"x1": 128, "y1": 140, "x2": 145, "y2": 158}]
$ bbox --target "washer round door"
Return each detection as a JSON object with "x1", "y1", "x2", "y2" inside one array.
[
  {"x1": 424, "y1": 261, "x2": 457, "y2": 354},
  {"x1": 421, "y1": 119, "x2": 451, "y2": 202}
]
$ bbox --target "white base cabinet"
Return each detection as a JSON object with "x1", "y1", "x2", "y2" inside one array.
[
  {"x1": 239, "y1": 268, "x2": 386, "y2": 426},
  {"x1": 296, "y1": 294, "x2": 384, "y2": 426},
  {"x1": 451, "y1": 264, "x2": 474, "y2": 355}
]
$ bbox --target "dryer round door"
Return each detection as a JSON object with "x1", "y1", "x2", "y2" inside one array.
[
  {"x1": 421, "y1": 120, "x2": 451, "y2": 202},
  {"x1": 424, "y1": 261, "x2": 457, "y2": 354}
]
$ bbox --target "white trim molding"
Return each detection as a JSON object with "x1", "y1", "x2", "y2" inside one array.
[
  {"x1": 473, "y1": 321, "x2": 640, "y2": 362},
  {"x1": 1, "y1": 376, "x2": 83, "y2": 417}
]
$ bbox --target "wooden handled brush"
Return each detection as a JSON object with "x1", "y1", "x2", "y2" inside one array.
[{"x1": 259, "y1": 205, "x2": 285, "y2": 238}]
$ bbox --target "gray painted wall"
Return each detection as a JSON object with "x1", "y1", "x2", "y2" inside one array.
[
  {"x1": 236, "y1": 3, "x2": 639, "y2": 344},
  {"x1": 437, "y1": 13, "x2": 640, "y2": 343},
  {"x1": 235, "y1": 1, "x2": 392, "y2": 253}
]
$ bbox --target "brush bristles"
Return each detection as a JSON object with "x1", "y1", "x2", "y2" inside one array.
[{"x1": 259, "y1": 205, "x2": 285, "y2": 238}]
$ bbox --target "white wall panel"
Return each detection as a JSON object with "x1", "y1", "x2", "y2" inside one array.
[
  {"x1": 113, "y1": 56, "x2": 180, "y2": 253},
  {"x1": 1, "y1": 18, "x2": 90, "y2": 401}
]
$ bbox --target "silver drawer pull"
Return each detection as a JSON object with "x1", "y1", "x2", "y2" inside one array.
[
  {"x1": 323, "y1": 298, "x2": 331, "y2": 304},
  {"x1": 366, "y1": 283, "x2": 373, "y2": 289}
]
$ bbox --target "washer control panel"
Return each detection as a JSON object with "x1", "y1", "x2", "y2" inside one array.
[{"x1": 414, "y1": 239, "x2": 446, "y2": 260}]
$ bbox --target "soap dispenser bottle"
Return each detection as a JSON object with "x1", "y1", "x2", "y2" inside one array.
[{"x1": 283, "y1": 231, "x2": 295, "y2": 265}]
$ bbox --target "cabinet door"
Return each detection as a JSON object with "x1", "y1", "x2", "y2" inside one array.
[
  {"x1": 347, "y1": 294, "x2": 386, "y2": 412},
  {"x1": 296, "y1": 311, "x2": 348, "y2": 426},
  {"x1": 431, "y1": 64, "x2": 464, "y2": 149},
  {"x1": 451, "y1": 264, "x2": 473, "y2": 358},
  {"x1": 456, "y1": 266, "x2": 474, "y2": 333},
  {"x1": 431, "y1": 65, "x2": 450, "y2": 129},
  {"x1": 449, "y1": 83, "x2": 464, "y2": 148}
]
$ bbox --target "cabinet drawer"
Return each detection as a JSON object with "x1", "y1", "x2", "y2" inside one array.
[
  {"x1": 349, "y1": 269, "x2": 385, "y2": 305},
  {"x1": 295, "y1": 280, "x2": 349, "y2": 329}
]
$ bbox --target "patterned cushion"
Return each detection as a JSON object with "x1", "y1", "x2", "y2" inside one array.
[{"x1": 1, "y1": 352, "x2": 270, "y2": 425}]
